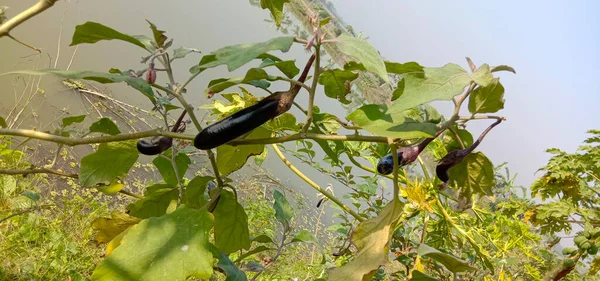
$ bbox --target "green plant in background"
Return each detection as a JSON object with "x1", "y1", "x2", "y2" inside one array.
[{"x1": 0, "y1": 1, "x2": 598, "y2": 281}]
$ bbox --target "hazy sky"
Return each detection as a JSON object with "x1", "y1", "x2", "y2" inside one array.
[{"x1": 330, "y1": 0, "x2": 600, "y2": 187}]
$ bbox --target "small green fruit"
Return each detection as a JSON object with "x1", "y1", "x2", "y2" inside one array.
[
  {"x1": 574, "y1": 236, "x2": 587, "y2": 246},
  {"x1": 563, "y1": 259, "x2": 576, "y2": 267},
  {"x1": 590, "y1": 228, "x2": 600, "y2": 239},
  {"x1": 562, "y1": 247, "x2": 578, "y2": 256},
  {"x1": 580, "y1": 241, "x2": 592, "y2": 250},
  {"x1": 588, "y1": 244, "x2": 598, "y2": 255}
]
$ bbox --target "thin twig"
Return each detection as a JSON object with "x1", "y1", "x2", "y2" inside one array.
[{"x1": 0, "y1": 0, "x2": 58, "y2": 38}]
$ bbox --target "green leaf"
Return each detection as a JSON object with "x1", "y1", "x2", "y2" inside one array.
[
  {"x1": 235, "y1": 246, "x2": 274, "y2": 263},
  {"x1": 2, "y1": 70, "x2": 155, "y2": 101},
  {"x1": 386, "y1": 64, "x2": 473, "y2": 114},
  {"x1": 327, "y1": 199, "x2": 404, "y2": 281},
  {"x1": 91, "y1": 212, "x2": 141, "y2": 244},
  {"x1": 444, "y1": 127, "x2": 473, "y2": 152},
  {"x1": 409, "y1": 270, "x2": 439, "y2": 281},
  {"x1": 448, "y1": 152, "x2": 495, "y2": 197},
  {"x1": 96, "y1": 182, "x2": 124, "y2": 195},
  {"x1": 491, "y1": 65, "x2": 516, "y2": 74},
  {"x1": 217, "y1": 252, "x2": 248, "y2": 281},
  {"x1": 336, "y1": 34, "x2": 389, "y2": 83},
  {"x1": 319, "y1": 18, "x2": 331, "y2": 27},
  {"x1": 259, "y1": 58, "x2": 299, "y2": 78},
  {"x1": 62, "y1": 115, "x2": 86, "y2": 127},
  {"x1": 152, "y1": 152, "x2": 191, "y2": 186},
  {"x1": 217, "y1": 126, "x2": 272, "y2": 176},
  {"x1": 417, "y1": 244, "x2": 476, "y2": 273},
  {"x1": 185, "y1": 176, "x2": 212, "y2": 208},
  {"x1": 213, "y1": 190, "x2": 251, "y2": 254},
  {"x1": 193, "y1": 36, "x2": 295, "y2": 73},
  {"x1": 205, "y1": 68, "x2": 271, "y2": 95},
  {"x1": 22, "y1": 190, "x2": 41, "y2": 202},
  {"x1": 171, "y1": 46, "x2": 201, "y2": 61},
  {"x1": 468, "y1": 78, "x2": 505, "y2": 114},
  {"x1": 259, "y1": 0, "x2": 291, "y2": 27},
  {"x1": 91, "y1": 205, "x2": 214, "y2": 281},
  {"x1": 346, "y1": 104, "x2": 437, "y2": 139},
  {"x1": 254, "y1": 147, "x2": 268, "y2": 166},
  {"x1": 385, "y1": 61, "x2": 424, "y2": 74},
  {"x1": 273, "y1": 190, "x2": 294, "y2": 231},
  {"x1": 70, "y1": 21, "x2": 147, "y2": 49},
  {"x1": 318, "y1": 69, "x2": 358, "y2": 104},
  {"x1": 265, "y1": 112, "x2": 299, "y2": 132},
  {"x1": 146, "y1": 20, "x2": 167, "y2": 48},
  {"x1": 251, "y1": 235, "x2": 274, "y2": 244},
  {"x1": 89, "y1": 118, "x2": 121, "y2": 135},
  {"x1": 471, "y1": 64, "x2": 494, "y2": 87},
  {"x1": 79, "y1": 140, "x2": 139, "y2": 187},
  {"x1": 0, "y1": 116, "x2": 7, "y2": 128},
  {"x1": 291, "y1": 229, "x2": 317, "y2": 244},
  {"x1": 127, "y1": 185, "x2": 178, "y2": 219}
]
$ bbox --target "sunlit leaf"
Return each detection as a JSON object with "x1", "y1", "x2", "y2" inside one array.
[
  {"x1": 448, "y1": 152, "x2": 495, "y2": 197},
  {"x1": 471, "y1": 64, "x2": 494, "y2": 87},
  {"x1": 291, "y1": 229, "x2": 318, "y2": 244},
  {"x1": 91, "y1": 211, "x2": 141, "y2": 244},
  {"x1": 265, "y1": 112, "x2": 299, "y2": 132},
  {"x1": 328, "y1": 199, "x2": 404, "y2": 281},
  {"x1": 385, "y1": 61, "x2": 424, "y2": 74},
  {"x1": 96, "y1": 181, "x2": 124, "y2": 195},
  {"x1": 468, "y1": 78, "x2": 505, "y2": 114},
  {"x1": 79, "y1": 140, "x2": 138, "y2": 187},
  {"x1": 259, "y1": 0, "x2": 291, "y2": 27},
  {"x1": 409, "y1": 270, "x2": 439, "y2": 281},
  {"x1": 347, "y1": 104, "x2": 437, "y2": 139},
  {"x1": 318, "y1": 69, "x2": 358, "y2": 104},
  {"x1": 89, "y1": 118, "x2": 121, "y2": 135},
  {"x1": 213, "y1": 190, "x2": 251, "y2": 254},
  {"x1": 217, "y1": 126, "x2": 272, "y2": 176},
  {"x1": 417, "y1": 244, "x2": 476, "y2": 273},
  {"x1": 91, "y1": 205, "x2": 215, "y2": 281},
  {"x1": 273, "y1": 190, "x2": 294, "y2": 231},
  {"x1": 336, "y1": 34, "x2": 389, "y2": 83},
  {"x1": 127, "y1": 185, "x2": 178, "y2": 219},
  {"x1": 386, "y1": 64, "x2": 473, "y2": 114},
  {"x1": 62, "y1": 115, "x2": 86, "y2": 127},
  {"x1": 70, "y1": 21, "x2": 147, "y2": 50},
  {"x1": 185, "y1": 176, "x2": 212, "y2": 209},
  {"x1": 254, "y1": 147, "x2": 268, "y2": 166}
]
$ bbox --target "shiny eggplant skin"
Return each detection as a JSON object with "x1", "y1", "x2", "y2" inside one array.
[
  {"x1": 377, "y1": 153, "x2": 402, "y2": 175},
  {"x1": 193, "y1": 97, "x2": 280, "y2": 150},
  {"x1": 137, "y1": 136, "x2": 173, "y2": 155}
]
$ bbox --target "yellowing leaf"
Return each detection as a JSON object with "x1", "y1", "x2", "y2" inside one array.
[
  {"x1": 91, "y1": 211, "x2": 141, "y2": 244},
  {"x1": 327, "y1": 199, "x2": 404, "y2": 281},
  {"x1": 106, "y1": 225, "x2": 133, "y2": 256}
]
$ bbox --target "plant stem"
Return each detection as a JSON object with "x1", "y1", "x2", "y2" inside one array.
[
  {"x1": 0, "y1": 204, "x2": 54, "y2": 224},
  {"x1": 0, "y1": 0, "x2": 58, "y2": 38},
  {"x1": 391, "y1": 143, "x2": 400, "y2": 199},
  {"x1": 271, "y1": 144, "x2": 363, "y2": 221},
  {"x1": 301, "y1": 45, "x2": 321, "y2": 134},
  {"x1": 0, "y1": 167, "x2": 77, "y2": 178}
]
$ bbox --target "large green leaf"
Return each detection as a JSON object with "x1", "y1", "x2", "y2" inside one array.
[
  {"x1": 216, "y1": 126, "x2": 272, "y2": 176},
  {"x1": 192, "y1": 36, "x2": 295, "y2": 73},
  {"x1": 89, "y1": 118, "x2": 121, "y2": 135},
  {"x1": 205, "y1": 68, "x2": 271, "y2": 95},
  {"x1": 346, "y1": 104, "x2": 437, "y2": 139},
  {"x1": 448, "y1": 152, "x2": 495, "y2": 197},
  {"x1": 386, "y1": 64, "x2": 473, "y2": 114},
  {"x1": 468, "y1": 78, "x2": 505, "y2": 114},
  {"x1": 318, "y1": 69, "x2": 358, "y2": 104},
  {"x1": 259, "y1": 0, "x2": 291, "y2": 28},
  {"x1": 79, "y1": 140, "x2": 138, "y2": 187},
  {"x1": 273, "y1": 190, "x2": 294, "y2": 231},
  {"x1": 1, "y1": 70, "x2": 155, "y2": 100},
  {"x1": 265, "y1": 113, "x2": 299, "y2": 132},
  {"x1": 91, "y1": 212, "x2": 141, "y2": 244},
  {"x1": 127, "y1": 185, "x2": 178, "y2": 219},
  {"x1": 185, "y1": 176, "x2": 212, "y2": 209},
  {"x1": 328, "y1": 199, "x2": 404, "y2": 281},
  {"x1": 336, "y1": 34, "x2": 389, "y2": 83},
  {"x1": 213, "y1": 190, "x2": 251, "y2": 254},
  {"x1": 70, "y1": 21, "x2": 147, "y2": 50},
  {"x1": 152, "y1": 152, "x2": 191, "y2": 187},
  {"x1": 217, "y1": 252, "x2": 248, "y2": 281},
  {"x1": 443, "y1": 127, "x2": 473, "y2": 152},
  {"x1": 417, "y1": 244, "x2": 476, "y2": 273},
  {"x1": 259, "y1": 58, "x2": 299, "y2": 78},
  {"x1": 384, "y1": 61, "x2": 424, "y2": 74},
  {"x1": 91, "y1": 205, "x2": 214, "y2": 281}
]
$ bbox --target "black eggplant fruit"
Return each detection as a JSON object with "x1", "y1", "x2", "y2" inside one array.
[
  {"x1": 194, "y1": 54, "x2": 316, "y2": 150},
  {"x1": 376, "y1": 132, "x2": 442, "y2": 175},
  {"x1": 435, "y1": 119, "x2": 502, "y2": 183},
  {"x1": 136, "y1": 111, "x2": 188, "y2": 155}
]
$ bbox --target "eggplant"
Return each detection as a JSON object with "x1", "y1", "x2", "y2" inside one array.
[
  {"x1": 435, "y1": 119, "x2": 502, "y2": 183},
  {"x1": 194, "y1": 54, "x2": 316, "y2": 150},
  {"x1": 376, "y1": 134, "x2": 441, "y2": 175},
  {"x1": 137, "y1": 136, "x2": 173, "y2": 155}
]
